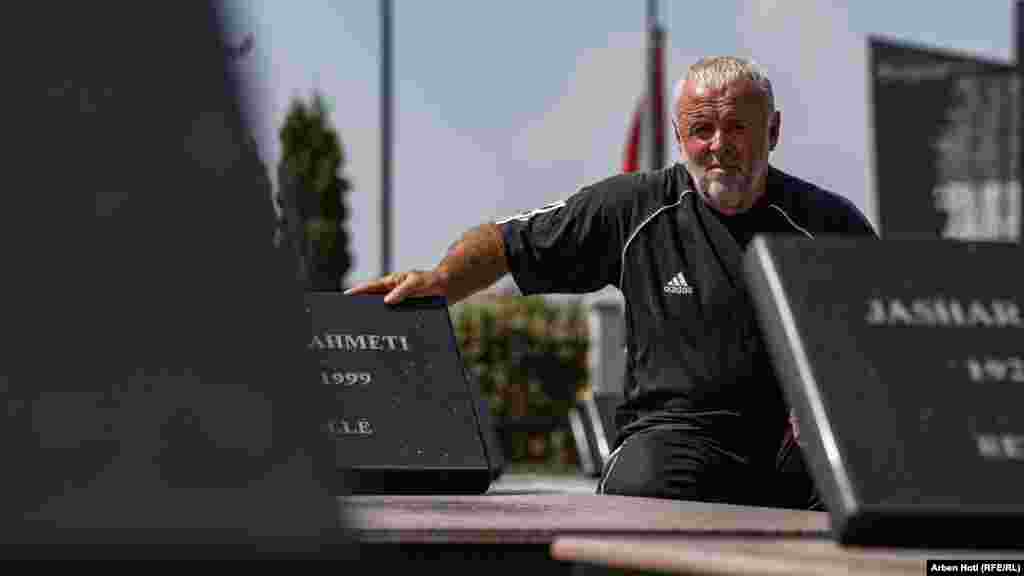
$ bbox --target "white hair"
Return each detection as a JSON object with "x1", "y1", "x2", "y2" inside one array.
[{"x1": 671, "y1": 56, "x2": 775, "y2": 129}]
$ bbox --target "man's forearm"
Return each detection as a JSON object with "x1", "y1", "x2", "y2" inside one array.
[{"x1": 436, "y1": 223, "x2": 509, "y2": 303}]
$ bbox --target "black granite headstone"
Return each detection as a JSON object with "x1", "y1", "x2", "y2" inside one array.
[
  {"x1": 304, "y1": 293, "x2": 492, "y2": 494},
  {"x1": 745, "y1": 235, "x2": 1024, "y2": 548},
  {"x1": 570, "y1": 393, "x2": 623, "y2": 478}
]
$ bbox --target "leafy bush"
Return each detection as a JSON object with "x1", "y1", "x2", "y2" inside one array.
[{"x1": 454, "y1": 296, "x2": 589, "y2": 467}]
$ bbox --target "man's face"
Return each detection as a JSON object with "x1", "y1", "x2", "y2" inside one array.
[{"x1": 674, "y1": 78, "x2": 779, "y2": 215}]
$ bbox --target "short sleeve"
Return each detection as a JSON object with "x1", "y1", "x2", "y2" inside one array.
[{"x1": 497, "y1": 188, "x2": 624, "y2": 295}]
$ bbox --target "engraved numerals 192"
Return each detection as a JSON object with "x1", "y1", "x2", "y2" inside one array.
[
  {"x1": 966, "y1": 357, "x2": 1024, "y2": 383},
  {"x1": 321, "y1": 371, "x2": 372, "y2": 386}
]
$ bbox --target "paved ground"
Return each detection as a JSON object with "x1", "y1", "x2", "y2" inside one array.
[{"x1": 486, "y1": 473, "x2": 599, "y2": 495}]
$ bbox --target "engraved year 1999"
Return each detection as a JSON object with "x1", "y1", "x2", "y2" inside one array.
[
  {"x1": 966, "y1": 356, "x2": 1024, "y2": 383},
  {"x1": 321, "y1": 371, "x2": 372, "y2": 386}
]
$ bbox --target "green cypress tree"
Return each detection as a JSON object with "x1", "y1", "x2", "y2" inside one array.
[{"x1": 278, "y1": 92, "x2": 352, "y2": 290}]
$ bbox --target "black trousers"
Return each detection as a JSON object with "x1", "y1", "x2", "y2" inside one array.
[{"x1": 596, "y1": 411, "x2": 824, "y2": 510}]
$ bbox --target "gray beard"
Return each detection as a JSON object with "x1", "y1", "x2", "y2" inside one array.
[
  {"x1": 684, "y1": 163, "x2": 749, "y2": 205},
  {"x1": 681, "y1": 157, "x2": 768, "y2": 213}
]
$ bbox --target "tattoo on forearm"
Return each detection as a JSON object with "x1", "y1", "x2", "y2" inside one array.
[{"x1": 440, "y1": 224, "x2": 508, "y2": 301}]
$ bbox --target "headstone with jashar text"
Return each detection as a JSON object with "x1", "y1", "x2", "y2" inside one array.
[{"x1": 745, "y1": 235, "x2": 1024, "y2": 548}]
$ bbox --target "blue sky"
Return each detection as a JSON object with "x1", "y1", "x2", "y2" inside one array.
[{"x1": 220, "y1": 1, "x2": 1016, "y2": 288}]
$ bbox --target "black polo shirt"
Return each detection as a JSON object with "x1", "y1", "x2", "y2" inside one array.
[{"x1": 498, "y1": 163, "x2": 876, "y2": 446}]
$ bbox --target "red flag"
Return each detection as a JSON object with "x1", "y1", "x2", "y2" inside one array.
[
  {"x1": 622, "y1": 13, "x2": 666, "y2": 174},
  {"x1": 622, "y1": 95, "x2": 649, "y2": 173}
]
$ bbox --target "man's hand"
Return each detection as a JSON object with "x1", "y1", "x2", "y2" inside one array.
[
  {"x1": 345, "y1": 222, "x2": 508, "y2": 305},
  {"x1": 344, "y1": 269, "x2": 448, "y2": 305},
  {"x1": 789, "y1": 410, "x2": 803, "y2": 447}
]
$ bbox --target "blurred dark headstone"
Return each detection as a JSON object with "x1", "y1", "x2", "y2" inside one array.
[
  {"x1": 870, "y1": 37, "x2": 1020, "y2": 243},
  {"x1": 0, "y1": 2, "x2": 345, "y2": 558},
  {"x1": 569, "y1": 393, "x2": 623, "y2": 478}
]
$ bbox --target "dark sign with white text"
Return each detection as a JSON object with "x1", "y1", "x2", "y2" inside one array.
[
  {"x1": 870, "y1": 37, "x2": 1020, "y2": 244},
  {"x1": 746, "y1": 236, "x2": 1024, "y2": 548},
  {"x1": 304, "y1": 293, "x2": 491, "y2": 494}
]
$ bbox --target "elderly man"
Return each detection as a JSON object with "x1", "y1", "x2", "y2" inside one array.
[{"x1": 348, "y1": 56, "x2": 875, "y2": 509}]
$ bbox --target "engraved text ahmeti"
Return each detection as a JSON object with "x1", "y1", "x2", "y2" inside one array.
[{"x1": 309, "y1": 333, "x2": 411, "y2": 351}]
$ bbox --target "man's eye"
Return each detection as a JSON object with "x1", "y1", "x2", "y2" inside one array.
[
  {"x1": 719, "y1": 121, "x2": 744, "y2": 134},
  {"x1": 690, "y1": 124, "x2": 713, "y2": 138}
]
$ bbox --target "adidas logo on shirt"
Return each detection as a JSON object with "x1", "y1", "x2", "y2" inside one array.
[{"x1": 663, "y1": 272, "x2": 693, "y2": 295}]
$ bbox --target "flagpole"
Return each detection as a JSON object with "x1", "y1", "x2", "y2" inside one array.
[
  {"x1": 647, "y1": 0, "x2": 666, "y2": 172},
  {"x1": 380, "y1": 0, "x2": 393, "y2": 275}
]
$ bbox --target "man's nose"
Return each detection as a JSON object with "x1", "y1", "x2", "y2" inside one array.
[
  {"x1": 708, "y1": 129, "x2": 726, "y2": 153},
  {"x1": 708, "y1": 129, "x2": 735, "y2": 158}
]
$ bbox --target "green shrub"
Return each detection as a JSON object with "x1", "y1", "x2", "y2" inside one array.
[{"x1": 454, "y1": 296, "x2": 589, "y2": 467}]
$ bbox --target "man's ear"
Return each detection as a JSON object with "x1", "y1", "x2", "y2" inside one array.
[{"x1": 768, "y1": 110, "x2": 781, "y2": 151}]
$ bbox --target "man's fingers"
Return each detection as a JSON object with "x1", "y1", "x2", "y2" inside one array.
[
  {"x1": 345, "y1": 270, "x2": 441, "y2": 304},
  {"x1": 345, "y1": 274, "x2": 403, "y2": 295},
  {"x1": 383, "y1": 273, "x2": 422, "y2": 304}
]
